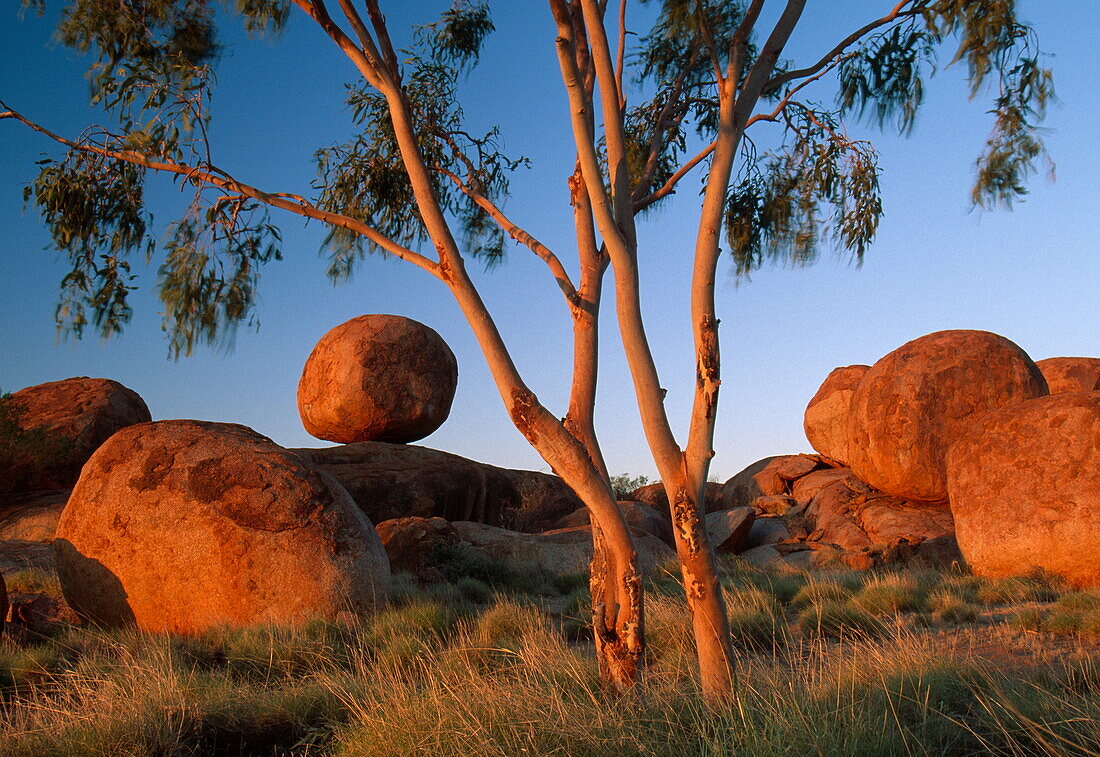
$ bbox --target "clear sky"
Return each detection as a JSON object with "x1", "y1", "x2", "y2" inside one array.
[{"x1": 1, "y1": 2, "x2": 1096, "y2": 481}]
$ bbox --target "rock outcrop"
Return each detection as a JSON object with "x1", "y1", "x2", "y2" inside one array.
[
  {"x1": 292, "y1": 442, "x2": 581, "y2": 533},
  {"x1": 297, "y1": 315, "x2": 458, "y2": 444},
  {"x1": 1036, "y1": 357, "x2": 1100, "y2": 394},
  {"x1": 0, "y1": 491, "x2": 68, "y2": 542},
  {"x1": 803, "y1": 365, "x2": 870, "y2": 465},
  {"x1": 551, "y1": 501, "x2": 674, "y2": 546},
  {"x1": 626, "y1": 482, "x2": 726, "y2": 515},
  {"x1": 450, "y1": 521, "x2": 675, "y2": 577},
  {"x1": 948, "y1": 391, "x2": 1100, "y2": 588},
  {"x1": 55, "y1": 420, "x2": 390, "y2": 632},
  {"x1": 720, "y1": 456, "x2": 779, "y2": 510},
  {"x1": 847, "y1": 330, "x2": 1048, "y2": 503},
  {"x1": 704, "y1": 507, "x2": 755, "y2": 553},
  {"x1": 2, "y1": 377, "x2": 150, "y2": 491}
]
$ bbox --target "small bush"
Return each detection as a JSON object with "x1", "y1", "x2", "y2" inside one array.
[
  {"x1": 609, "y1": 472, "x2": 649, "y2": 499},
  {"x1": 977, "y1": 575, "x2": 1061, "y2": 605},
  {"x1": 1008, "y1": 608, "x2": 1046, "y2": 632},
  {"x1": 928, "y1": 590, "x2": 980, "y2": 624},
  {"x1": 728, "y1": 607, "x2": 785, "y2": 651},
  {"x1": 797, "y1": 602, "x2": 882, "y2": 639},
  {"x1": 791, "y1": 580, "x2": 855, "y2": 609},
  {"x1": 852, "y1": 574, "x2": 922, "y2": 616},
  {"x1": 3, "y1": 568, "x2": 62, "y2": 598}
]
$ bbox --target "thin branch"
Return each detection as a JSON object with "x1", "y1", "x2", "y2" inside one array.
[
  {"x1": 363, "y1": 0, "x2": 400, "y2": 74},
  {"x1": 1, "y1": 106, "x2": 440, "y2": 277},
  {"x1": 695, "y1": 1, "x2": 725, "y2": 86},
  {"x1": 335, "y1": 0, "x2": 377, "y2": 55},
  {"x1": 614, "y1": 0, "x2": 628, "y2": 108},
  {"x1": 744, "y1": 55, "x2": 850, "y2": 127},
  {"x1": 438, "y1": 167, "x2": 580, "y2": 304},
  {"x1": 631, "y1": 44, "x2": 699, "y2": 202},
  {"x1": 291, "y1": 0, "x2": 387, "y2": 88},
  {"x1": 762, "y1": 0, "x2": 918, "y2": 94},
  {"x1": 632, "y1": 140, "x2": 716, "y2": 213}
]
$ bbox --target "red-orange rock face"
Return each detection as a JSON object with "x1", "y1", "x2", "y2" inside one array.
[
  {"x1": 947, "y1": 392, "x2": 1100, "y2": 588},
  {"x1": 297, "y1": 315, "x2": 458, "y2": 444},
  {"x1": 54, "y1": 420, "x2": 390, "y2": 632},
  {"x1": 847, "y1": 330, "x2": 1048, "y2": 503},
  {"x1": 1036, "y1": 357, "x2": 1100, "y2": 394},
  {"x1": 4, "y1": 377, "x2": 150, "y2": 490},
  {"x1": 803, "y1": 365, "x2": 870, "y2": 465}
]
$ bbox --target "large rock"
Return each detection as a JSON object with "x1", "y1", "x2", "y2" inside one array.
[
  {"x1": 292, "y1": 442, "x2": 581, "y2": 533},
  {"x1": 297, "y1": 315, "x2": 458, "y2": 444},
  {"x1": 375, "y1": 516, "x2": 463, "y2": 581},
  {"x1": 720, "y1": 456, "x2": 780, "y2": 510},
  {"x1": 627, "y1": 482, "x2": 725, "y2": 515},
  {"x1": 2, "y1": 377, "x2": 150, "y2": 491},
  {"x1": 450, "y1": 521, "x2": 675, "y2": 577},
  {"x1": 847, "y1": 330, "x2": 1048, "y2": 503},
  {"x1": 704, "y1": 507, "x2": 755, "y2": 553},
  {"x1": 55, "y1": 420, "x2": 390, "y2": 632},
  {"x1": 947, "y1": 392, "x2": 1100, "y2": 588},
  {"x1": 803, "y1": 365, "x2": 870, "y2": 465},
  {"x1": 1036, "y1": 357, "x2": 1100, "y2": 394},
  {"x1": 752, "y1": 454, "x2": 827, "y2": 496},
  {"x1": 0, "y1": 490, "x2": 68, "y2": 541}
]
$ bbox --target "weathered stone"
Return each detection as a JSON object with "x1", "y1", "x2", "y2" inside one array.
[
  {"x1": 293, "y1": 442, "x2": 580, "y2": 533},
  {"x1": 1036, "y1": 357, "x2": 1100, "y2": 394},
  {"x1": 375, "y1": 516, "x2": 462, "y2": 582},
  {"x1": 6, "y1": 592, "x2": 80, "y2": 634},
  {"x1": 753, "y1": 495, "x2": 798, "y2": 516},
  {"x1": 847, "y1": 330, "x2": 1048, "y2": 503},
  {"x1": 739, "y1": 544, "x2": 784, "y2": 569},
  {"x1": 551, "y1": 501, "x2": 674, "y2": 546},
  {"x1": 947, "y1": 391, "x2": 1100, "y2": 588},
  {"x1": 804, "y1": 365, "x2": 871, "y2": 465},
  {"x1": 752, "y1": 454, "x2": 826, "y2": 496},
  {"x1": 0, "y1": 490, "x2": 68, "y2": 541},
  {"x1": 719, "y1": 456, "x2": 780, "y2": 510},
  {"x1": 790, "y1": 467, "x2": 855, "y2": 506},
  {"x1": 805, "y1": 478, "x2": 954, "y2": 552},
  {"x1": 745, "y1": 517, "x2": 791, "y2": 549},
  {"x1": 704, "y1": 507, "x2": 755, "y2": 553},
  {"x1": 297, "y1": 315, "x2": 458, "y2": 444},
  {"x1": 450, "y1": 521, "x2": 675, "y2": 576},
  {"x1": 55, "y1": 420, "x2": 390, "y2": 632},
  {"x1": 2, "y1": 377, "x2": 150, "y2": 491},
  {"x1": 626, "y1": 481, "x2": 726, "y2": 516}
]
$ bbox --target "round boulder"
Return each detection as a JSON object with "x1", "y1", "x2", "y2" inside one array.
[
  {"x1": 297, "y1": 315, "x2": 458, "y2": 444},
  {"x1": 847, "y1": 330, "x2": 1048, "y2": 503},
  {"x1": 947, "y1": 392, "x2": 1100, "y2": 588},
  {"x1": 54, "y1": 420, "x2": 390, "y2": 632},
  {"x1": 2, "y1": 377, "x2": 150, "y2": 491},
  {"x1": 1036, "y1": 357, "x2": 1100, "y2": 394},
  {"x1": 803, "y1": 365, "x2": 870, "y2": 465}
]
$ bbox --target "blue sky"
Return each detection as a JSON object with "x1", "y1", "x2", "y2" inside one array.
[{"x1": 1, "y1": 2, "x2": 1096, "y2": 480}]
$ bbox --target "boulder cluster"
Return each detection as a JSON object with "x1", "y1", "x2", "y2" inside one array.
[
  {"x1": 0, "y1": 321, "x2": 1096, "y2": 636},
  {"x1": 802, "y1": 330, "x2": 1099, "y2": 587}
]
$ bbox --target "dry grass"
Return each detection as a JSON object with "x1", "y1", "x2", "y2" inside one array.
[{"x1": 0, "y1": 564, "x2": 1097, "y2": 755}]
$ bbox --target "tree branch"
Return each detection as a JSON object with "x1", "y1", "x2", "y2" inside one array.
[
  {"x1": 761, "y1": 0, "x2": 918, "y2": 95},
  {"x1": 745, "y1": 56, "x2": 850, "y2": 127},
  {"x1": 1, "y1": 106, "x2": 441, "y2": 277},
  {"x1": 438, "y1": 167, "x2": 580, "y2": 305},
  {"x1": 632, "y1": 140, "x2": 716, "y2": 214},
  {"x1": 291, "y1": 0, "x2": 388, "y2": 88}
]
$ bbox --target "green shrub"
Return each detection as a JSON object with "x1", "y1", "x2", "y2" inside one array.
[
  {"x1": 1008, "y1": 608, "x2": 1046, "y2": 632},
  {"x1": 977, "y1": 575, "x2": 1061, "y2": 605}
]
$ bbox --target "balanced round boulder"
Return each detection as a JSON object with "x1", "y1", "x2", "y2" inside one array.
[
  {"x1": 803, "y1": 365, "x2": 870, "y2": 465},
  {"x1": 54, "y1": 420, "x2": 390, "y2": 632},
  {"x1": 847, "y1": 330, "x2": 1048, "y2": 503},
  {"x1": 947, "y1": 392, "x2": 1100, "y2": 588},
  {"x1": 1036, "y1": 357, "x2": 1100, "y2": 394},
  {"x1": 297, "y1": 315, "x2": 458, "y2": 444},
  {"x1": 2, "y1": 377, "x2": 150, "y2": 491}
]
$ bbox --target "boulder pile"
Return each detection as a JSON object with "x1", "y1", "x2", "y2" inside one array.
[{"x1": 804, "y1": 330, "x2": 1099, "y2": 587}]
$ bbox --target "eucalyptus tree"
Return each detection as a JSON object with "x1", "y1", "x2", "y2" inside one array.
[{"x1": 3, "y1": 0, "x2": 1051, "y2": 699}]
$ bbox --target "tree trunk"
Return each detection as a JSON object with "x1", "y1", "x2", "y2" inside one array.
[{"x1": 664, "y1": 472, "x2": 735, "y2": 698}]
